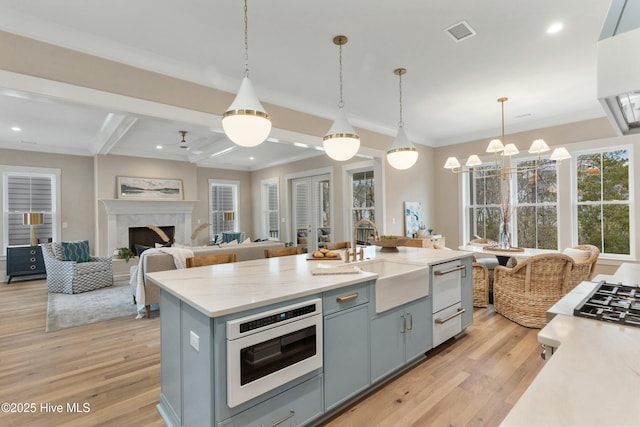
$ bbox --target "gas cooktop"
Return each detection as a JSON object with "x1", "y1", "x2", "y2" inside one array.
[{"x1": 573, "y1": 281, "x2": 640, "y2": 328}]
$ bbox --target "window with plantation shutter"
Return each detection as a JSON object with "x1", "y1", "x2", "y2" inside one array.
[
  {"x1": 293, "y1": 180, "x2": 310, "y2": 244},
  {"x1": 209, "y1": 180, "x2": 239, "y2": 237},
  {"x1": 2, "y1": 168, "x2": 59, "y2": 254},
  {"x1": 262, "y1": 179, "x2": 279, "y2": 239}
]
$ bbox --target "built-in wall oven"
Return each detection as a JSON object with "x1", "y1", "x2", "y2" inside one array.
[{"x1": 226, "y1": 298, "x2": 323, "y2": 408}]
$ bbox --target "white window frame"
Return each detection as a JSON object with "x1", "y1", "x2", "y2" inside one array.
[
  {"x1": 1, "y1": 166, "x2": 61, "y2": 256},
  {"x1": 512, "y1": 157, "x2": 561, "y2": 250},
  {"x1": 208, "y1": 179, "x2": 240, "y2": 238},
  {"x1": 464, "y1": 155, "x2": 561, "y2": 250},
  {"x1": 261, "y1": 177, "x2": 279, "y2": 240},
  {"x1": 571, "y1": 145, "x2": 634, "y2": 260}
]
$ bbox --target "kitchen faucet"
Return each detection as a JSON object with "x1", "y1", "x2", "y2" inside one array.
[{"x1": 350, "y1": 219, "x2": 379, "y2": 262}]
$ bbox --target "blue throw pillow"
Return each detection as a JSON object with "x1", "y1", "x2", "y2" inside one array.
[
  {"x1": 62, "y1": 240, "x2": 90, "y2": 263},
  {"x1": 135, "y1": 244, "x2": 152, "y2": 257},
  {"x1": 222, "y1": 232, "x2": 242, "y2": 243}
]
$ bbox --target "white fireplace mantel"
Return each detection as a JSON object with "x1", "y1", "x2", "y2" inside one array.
[
  {"x1": 100, "y1": 199, "x2": 198, "y2": 252},
  {"x1": 100, "y1": 199, "x2": 198, "y2": 215}
]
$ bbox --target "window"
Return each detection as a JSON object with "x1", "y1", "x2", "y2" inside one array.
[
  {"x1": 514, "y1": 159, "x2": 558, "y2": 249},
  {"x1": 2, "y1": 167, "x2": 59, "y2": 255},
  {"x1": 351, "y1": 169, "x2": 375, "y2": 243},
  {"x1": 575, "y1": 148, "x2": 631, "y2": 256},
  {"x1": 209, "y1": 180, "x2": 239, "y2": 237},
  {"x1": 262, "y1": 179, "x2": 279, "y2": 239},
  {"x1": 466, "y1": 165, "x2": 501, "y2": 242},
  {"x1": 466, "y1": 159, "x2": 559, "y2": 249}
]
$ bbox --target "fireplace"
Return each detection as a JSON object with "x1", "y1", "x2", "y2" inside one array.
[
  {"x1": 100, "y1": 199, "x2": 197, "y2": 256},
  {"x1": 128, "y1": 226, "x2": 175, "y2": 252}
]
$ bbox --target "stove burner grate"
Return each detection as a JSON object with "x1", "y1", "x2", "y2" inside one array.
[{"x1": 574, "y1": 281, "x2": 640, "y2": 328}]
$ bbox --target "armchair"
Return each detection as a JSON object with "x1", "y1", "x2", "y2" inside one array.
[
  {"x1": 565, "y1": 245, "x2": 600, "y2": 292},
  {"x1": 42, "y1": 242, "x2": 113, "y2": 294},
  {"x1": 472, "y1": 262, "x2": 489, "y2": 307},
  {"x1": 493, "y1": 253, "x2": 574, "y2": 328}
]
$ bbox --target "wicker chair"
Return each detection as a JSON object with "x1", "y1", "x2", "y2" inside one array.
[
  {"x1": 41, "y1": 242, "x2": 113, "y2": 294},
  {"x1": 565, "y1": 245, "x2": 600, "y2": 292},
  {"x1": 264, "y1": 246, "x2": 304, "y2": 258},
  {"x1": 186, "y1": 253, "x2": 237, "y2": 268},
  {"x1": 493, "y1": 253, "x2": 574, "y2": 328},
  {"x1": 326, "y1": 241, "x2": 351, "y2": 250},
  {"x1": 472, "y1": 262, "x2": 490, "y2": 307}
]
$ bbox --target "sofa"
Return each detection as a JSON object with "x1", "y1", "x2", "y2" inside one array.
[{"x1": 131, "y1": 241, "x2": 285, "y2": 317}]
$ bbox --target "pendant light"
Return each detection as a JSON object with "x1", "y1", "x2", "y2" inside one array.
[
  {"x1": 222, "y1": 0, "x2": 271, "y2": 147},
  {"x1": 323, "y1": 35, "x2": 360, "y2": 161},
  {"x1": 387, "y1": 68, "x2": 418, "y2": 170}
]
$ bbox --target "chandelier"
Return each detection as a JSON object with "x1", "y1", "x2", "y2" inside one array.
[{"x1": 443, "y1": 97, "x2": 571, "y2": 178}]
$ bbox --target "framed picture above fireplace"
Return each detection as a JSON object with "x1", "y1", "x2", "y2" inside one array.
[{"x1": 116, "y1": 176, "x2": 183, "y2": 200}]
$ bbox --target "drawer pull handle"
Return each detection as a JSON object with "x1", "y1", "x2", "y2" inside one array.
[
  {"x1": 30, "y1": 250, "x2": 37, "y2": 255},
  {"x1": 270, "y1": 410, "x2": 295, "y2": 427},
  {"x1": 30, "y1": 265, "x2": 37, "y2": 270},
  {"x1": 434, "y1": 265, "x2": 465, "y2": 276},
  {"x1": 336, "y1": 293, "x2": 359, "y2": 303},
  {"x1": 30, "y1": 257, "x2": 37, "y2": 262},
  {"x1": 435, "y1": 308, "x2": 466, "y2": 324}
]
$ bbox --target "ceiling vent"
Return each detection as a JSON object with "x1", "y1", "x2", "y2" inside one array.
[{"x1": 444, "y1": 21, "x2": 476, "y2": 42}]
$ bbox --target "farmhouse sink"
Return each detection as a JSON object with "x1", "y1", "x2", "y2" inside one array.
[{"x1": 357, "y1": 259, "x2": 429, "y2": 313}]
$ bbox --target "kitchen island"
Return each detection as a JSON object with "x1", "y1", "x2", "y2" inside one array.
[
  {"x1": 501, "y1": 271, "x2": 640, "y2": 427},
  {"x1": 146, "y1": 246, "x2": 473, "y2": 427},
  {"x1": 500, "y1": 313, "x2": 640, "y2": 427}
]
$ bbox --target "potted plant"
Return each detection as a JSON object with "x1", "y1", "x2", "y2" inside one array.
[{"x1": 117, "y1": 247, "x2": 135, "y2": 262}]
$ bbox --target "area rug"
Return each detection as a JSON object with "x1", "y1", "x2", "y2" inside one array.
[{"x1": 46, "y1": 281, "x2": 137, "y2": 332}]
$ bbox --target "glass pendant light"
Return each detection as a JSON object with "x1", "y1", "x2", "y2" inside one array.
[
  {"x1": 323, "y1": 35, "x2": 360, "y2": 161},
  {"x1": 387, "y1": 68, "x2": 418, "y2": 170},
  {"x1": 222, "y1": 0, "x2": 271, "y2": 147}
]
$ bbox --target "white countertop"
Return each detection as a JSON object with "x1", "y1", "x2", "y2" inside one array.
[
  {"x1": 146, "y1": 246, "x2": 472, "y2": 318},
  {"x1": 545, "y1": 280, "x2": 599, "y2": 321},
  {"x1": 501, "y1": 314, "x2": 640, "y2": 427}
]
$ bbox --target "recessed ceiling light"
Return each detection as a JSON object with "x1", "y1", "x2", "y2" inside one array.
[
  {"x1": 547, "y1": 23, "x2": 563, "y2": 34},
  {"x1": 249, "y1": 156, "x2": 255, "y2": 160},
  {"x1": 156, "y1": 145, "x2": 163, "y2": 149},
  {"x1": 11, "y1": 126, "x2": 21, "y2": 132}
]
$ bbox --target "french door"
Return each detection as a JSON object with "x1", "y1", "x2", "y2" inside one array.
[{"x1": 291, "y1": 174, "x2": 331, "y2": 252}]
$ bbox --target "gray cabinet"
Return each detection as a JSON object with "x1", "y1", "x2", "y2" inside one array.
[
  {"x1": 6, "y1": 245, "x2": 46, "y2": 283},
  {"x1": 370, "y1": 296, "x2": 432, "y2": 384},
  {"x1": 323, "y1": 282, "x2": 371, "y2": 411},
  {"x1": 219, "y1": 375, "x2": 323, "y2": 427},
  {"x1": 459, "y1": 256, "x2": 473, "y2": 330}
]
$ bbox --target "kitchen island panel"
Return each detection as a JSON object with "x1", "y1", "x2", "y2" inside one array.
[{"x1": 501, "y1": 314, "x2": 640, "y2": 427}]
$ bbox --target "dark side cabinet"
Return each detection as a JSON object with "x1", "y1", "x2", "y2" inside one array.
[{"x1": 6, "y1": 245, "x2": 46, "y2": 283}]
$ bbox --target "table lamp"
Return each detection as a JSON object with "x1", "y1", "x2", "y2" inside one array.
[{"x1": 23, "y1": 212, "x2": 44, "y2": 246}]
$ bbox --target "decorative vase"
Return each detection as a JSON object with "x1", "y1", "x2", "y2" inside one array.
[{"x1": 498, "y1": 220, "x2": 511, "y2": 250}]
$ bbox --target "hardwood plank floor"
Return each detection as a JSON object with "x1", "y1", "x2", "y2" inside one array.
[{"x1": 0, "y1": 279, "x2": 545, "y2": 427}]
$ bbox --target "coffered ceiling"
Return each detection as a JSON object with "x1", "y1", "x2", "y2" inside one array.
[{"x1": 0, "y1": 0, "x2": 613, "y2": 170}]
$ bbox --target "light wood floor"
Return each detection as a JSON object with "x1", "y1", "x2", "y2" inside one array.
[{"x1": 0, "y1": 279, "x2": 545, "y2": 427}]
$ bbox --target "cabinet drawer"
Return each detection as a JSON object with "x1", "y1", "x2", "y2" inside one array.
[
  {"x1": 432, "y1": 260, "x2": 463, "y2": 313},
  {"x1": 433, "y1": 302, "x2": 463, "y2": 347},
  {"x1": 322, "y1": 282, "x2": 370, "y2": 315},
  {"x1": 219, "y1": 374, "x2": 323, "y2": 427}
]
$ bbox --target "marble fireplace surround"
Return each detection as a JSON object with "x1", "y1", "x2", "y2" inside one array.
[{"x1": 100, "y1": 199, "x2": 197, "y2": 254}]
